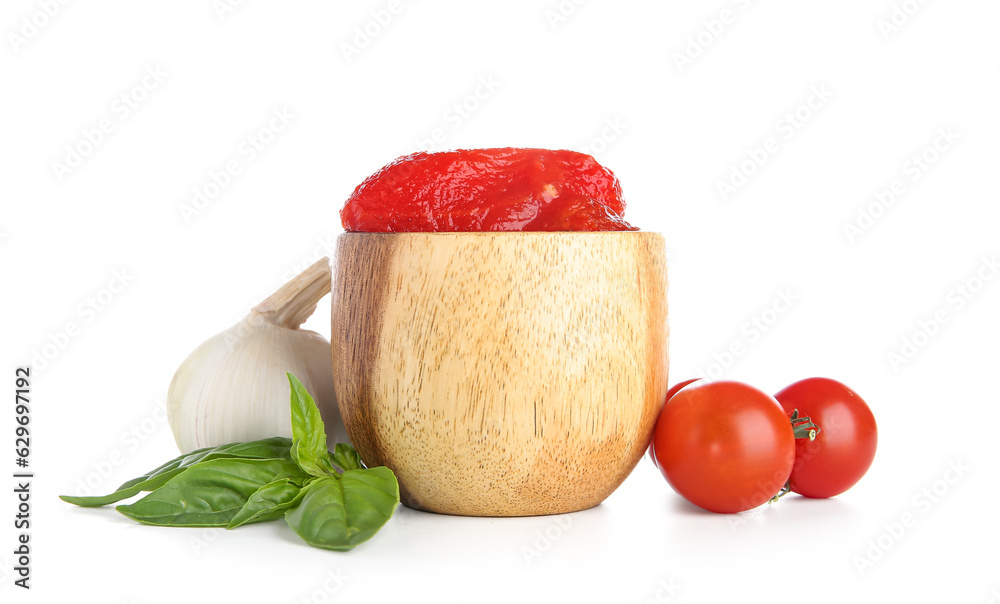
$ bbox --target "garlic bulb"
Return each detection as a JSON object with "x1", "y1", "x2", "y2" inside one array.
[{"x1": 167, "y1": 258, "x2": 347, "y2": 453}]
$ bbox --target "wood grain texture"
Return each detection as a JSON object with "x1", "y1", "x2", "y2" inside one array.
[{"x1": 331, "y1": 232, "x2": 668, "y2": 517}]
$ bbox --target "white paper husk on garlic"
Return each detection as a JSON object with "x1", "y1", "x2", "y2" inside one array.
[{"x1": 167, "y1": 258, "x2": 348, "y2": 453}]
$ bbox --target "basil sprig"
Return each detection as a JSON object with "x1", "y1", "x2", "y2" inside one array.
[
  {"x1": 61, "y1": 373, "x2": 399, "y2": 551},
  {"x1": 285, "y1": 467, "x2": 399, "y2": 551},
  {"x1": 60, "y1": 437, "x2": 296, "y2": 508}
]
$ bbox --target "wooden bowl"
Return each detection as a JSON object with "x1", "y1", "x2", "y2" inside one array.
[{"x1": 330, "y1": 232, "x2": 668, "y2": 516}]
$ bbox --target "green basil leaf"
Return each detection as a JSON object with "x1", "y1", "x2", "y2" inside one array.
[
  {"x1": 287, "y1": 373, "x2": 337, "y2": 477},
  {"x1": 191, "y1": 437, "x2": 293, "y2": 463},
  {"x1": 332, "y1": 443, "x2": 363, "y2": 472},
  {"x1": 284, "y1": 467, "x2": 399, "y2": 551},
  {"x1": 116, "y1": 458, "x2": 310, "y2": 527},
  {"x1": 227, "y1": 477, "x2": 311, "y2": 529},
  {"x1": 113, "y1": 446, "x2": 213, "y2": 491},
  {"x1": 101, "y1": 444, "x2": 220, "y2": 495},
  {"x1": 125, "y1": 437, "x2": 294, "y2": 488},
  {"x1": 60, "y1": 437, "x2": 294, "y2": 508},
  {"x1": 142, "y1": 437, "x2": 296, "y2": 484},
  {"x1": 110, "y1": 437, "x2": 292, "y2": 494},
  {"x1": 60, "y1": 467, "x2": 186, "y2": 508}
]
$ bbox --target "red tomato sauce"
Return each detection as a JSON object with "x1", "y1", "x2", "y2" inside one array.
[{"x1": 340, "y1": 148, "x2": 637, "y2": 232}]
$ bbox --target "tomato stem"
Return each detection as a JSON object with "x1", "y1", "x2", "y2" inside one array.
[
  {"x1": 770, "y1": 481, "x2": 792, "y2": 503},
  {"x1": 789, "y1": 409, "x2": 820, "y2": 440},
  {"x1": 771, "y1": 411, "x2": 822, "y2": 503}
]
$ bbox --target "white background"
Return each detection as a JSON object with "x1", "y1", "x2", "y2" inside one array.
[{"x1": 2, "y1": 0, "x2": 999, "y2": 602}]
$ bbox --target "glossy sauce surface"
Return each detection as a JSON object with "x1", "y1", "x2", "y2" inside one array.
[{"x1": 340, "y1": 148, "x2": 637, "y2": 232}]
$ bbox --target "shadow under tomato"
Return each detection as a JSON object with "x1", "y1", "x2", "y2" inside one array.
[
  {"x1": 773, "y1": 492, "x2": 864, "y2": 522},
  {"x1": 668, "y1": 495, "x2": 720, "y2": 516}
]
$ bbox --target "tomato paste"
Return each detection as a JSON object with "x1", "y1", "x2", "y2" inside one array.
[{"x1": 340, "y1": 148, "x2": 636, "y2": 232}]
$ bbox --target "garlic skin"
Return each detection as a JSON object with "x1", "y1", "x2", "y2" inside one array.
[{"x1": 167, "y1": 259, "x2": 348, "y2": 453}]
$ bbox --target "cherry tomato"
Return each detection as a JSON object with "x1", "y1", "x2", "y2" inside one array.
[
  {"x1": 774, "y1": 377, "x2": 877, "y2": 498},
  {"x1": 648, "y1": 378, "x2": 701, "y2": 466},
  {"x1": 652, "y1": 380, "x2": 795, "y2": 513}
]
